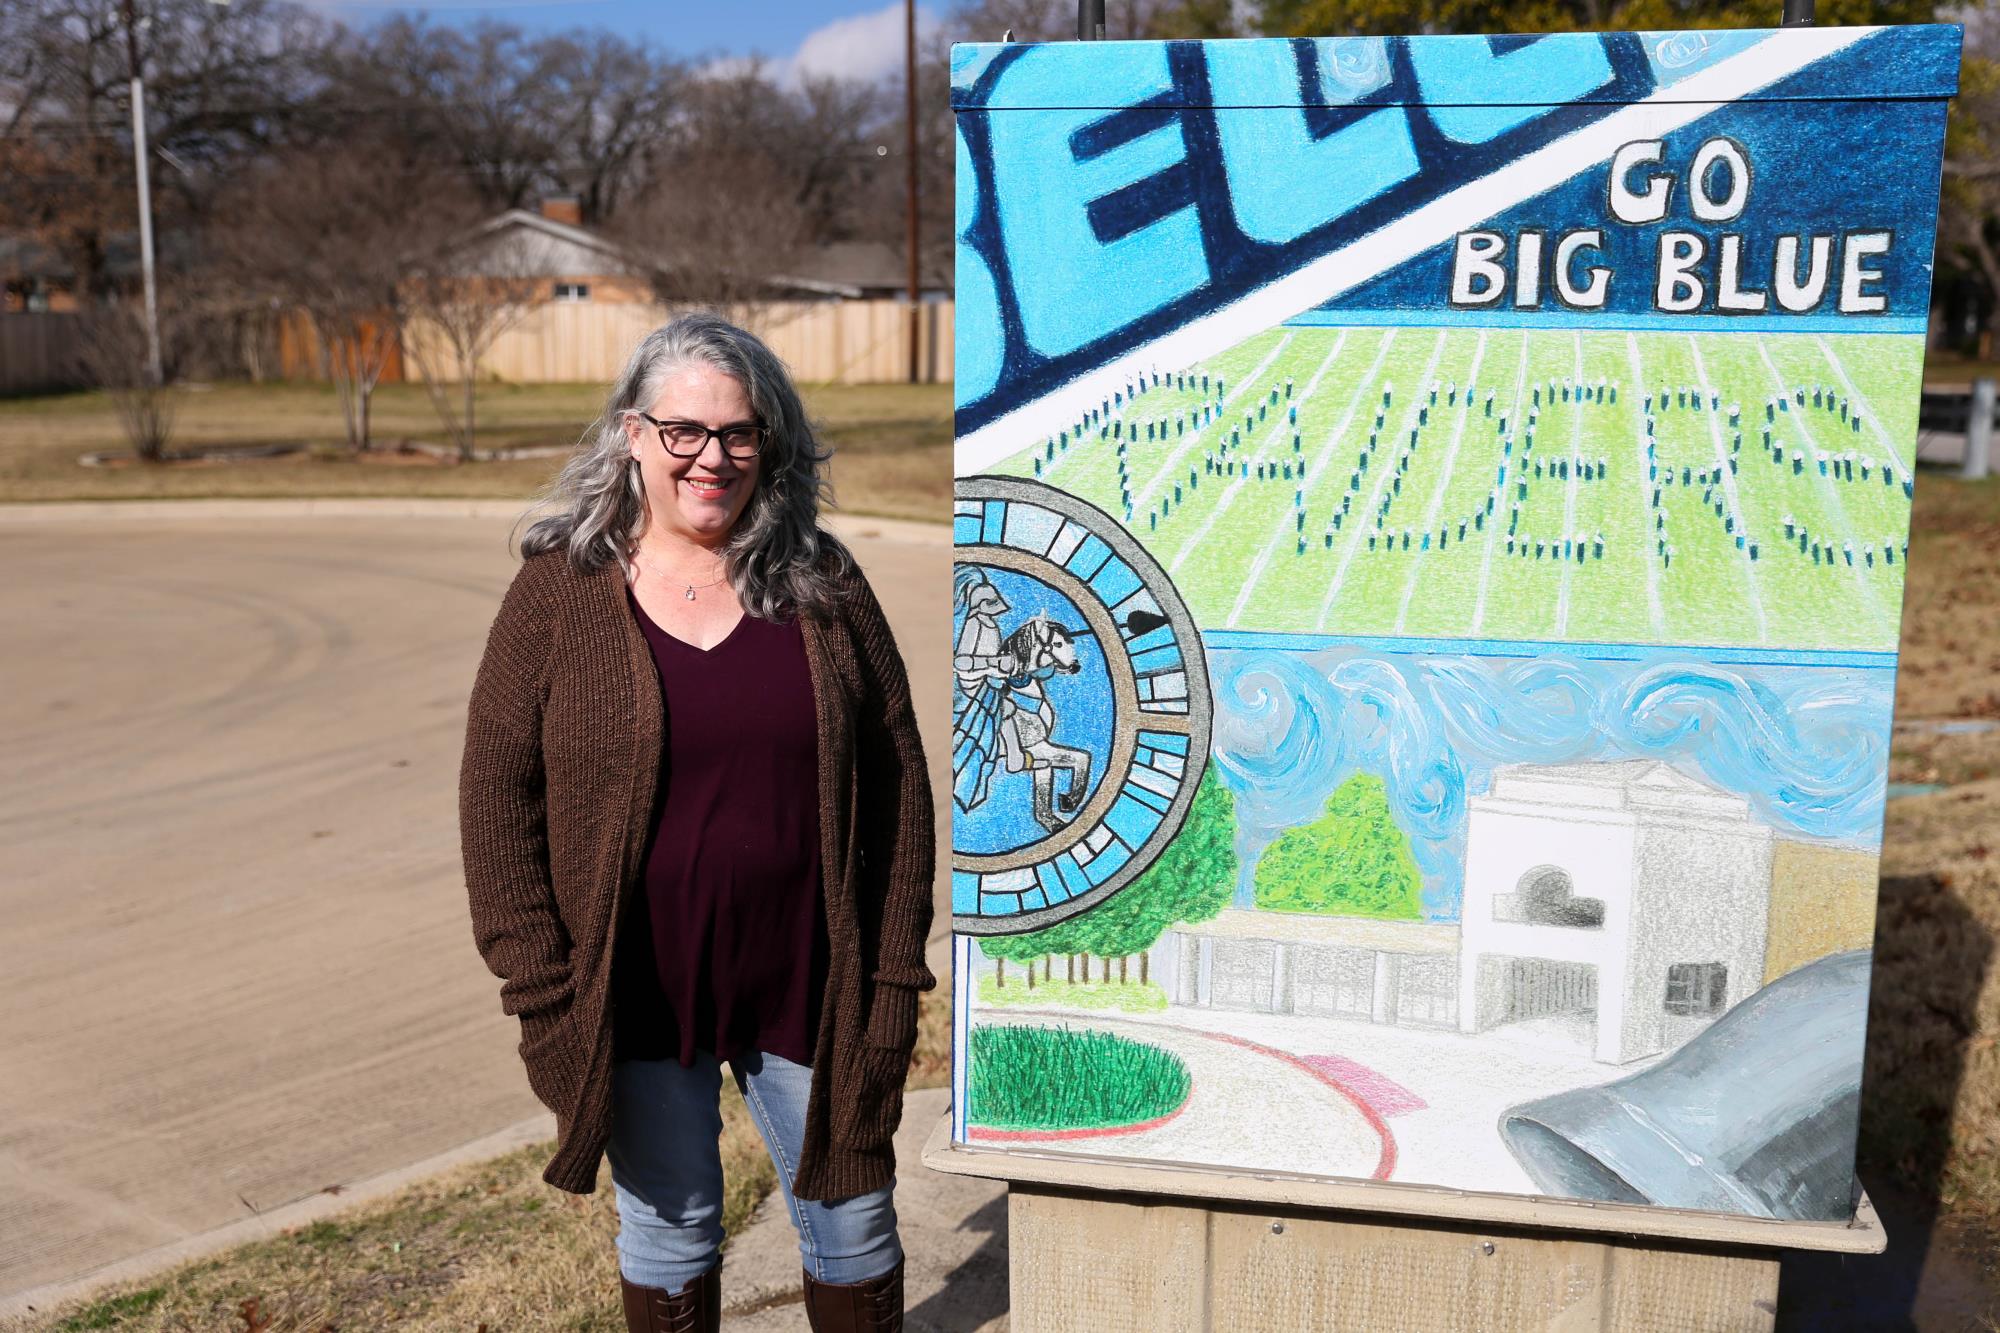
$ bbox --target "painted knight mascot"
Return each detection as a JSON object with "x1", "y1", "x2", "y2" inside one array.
[{"x1": 952, "y1": 567, "x2": 1093, "y2": 834}]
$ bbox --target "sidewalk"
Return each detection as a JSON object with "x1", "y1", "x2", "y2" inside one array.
[
  {"x1": 0, "y1": 496, "x2": 952, "y2": 546},
  {"x1": 0, "y1": 511, "x2": 954, "y2": 1302},
  {"x1": 722, "y1": 1088, "x2": 1007, "y2": 1332}
]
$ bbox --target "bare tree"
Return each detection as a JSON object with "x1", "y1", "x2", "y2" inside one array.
[
  {"x1": 1, "y1": 1, "x2": 143, "y2": 305},
  {"x1": 946, "y1": 0, "x2": 1239, "y2": 41},
  {"x1": 531, "y1": 31, "x2": 685, "y2": 225},
  {"x1": 791, "y1": 75, "x2": 898, "y2": 245},
  {"x1": 337, "y1": 18, "x2": 562, "y2": 217},
  {"x1": 605, "y1": 62, "x2": 841, "y2": 316},
  {"x1": 1940, "y1": 10, "x2": 2000, "y2": 357},
  {"x1": 395, "y1": 214, "x2": 549, "y2": 461},
  {"x1": 0, "y1": 0, "x2": 337, "y2": 302},
  {"x1": 315, "y1": 18, "x2": 688, "y2": 229},
  {"x1": 842, "y1": 29, "x2": 958, "y2": 298},
  {"x1": 209, "y1": 137, "x2": 423, "y2": 451},
  {"x1": 72, "y1": 281, "x2": 205, "y2": 460}
]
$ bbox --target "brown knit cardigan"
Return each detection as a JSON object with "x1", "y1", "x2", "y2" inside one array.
[{"x1": 458, "y1": 543, "x2": 936, "y2": 1200}]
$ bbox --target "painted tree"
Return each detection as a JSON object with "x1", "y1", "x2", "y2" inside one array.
[
  {"x1": 1083, "y1": 769, "x2": 1238, "y2": 982},
  {"x1": 1252, "y1": 772, "x2": 1422, "y2": 919},
  {"x1": 976, "y1": 914, "x2": 1050, "y2": 990},
  {"x1": 979, "y1": 768, "x2": 1238, "y2": 985}
]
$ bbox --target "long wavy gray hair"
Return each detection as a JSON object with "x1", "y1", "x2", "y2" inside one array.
[{"x1": 516, "y1": 312, "x2": 855, "y2": 620}]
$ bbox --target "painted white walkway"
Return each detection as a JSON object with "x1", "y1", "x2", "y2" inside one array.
[
  {"x1": 970, "y1": 999, "x2": 1662, "y2": 1199},
  {"x1": 970, "y1": 1010, "x2": 1389, "y2": 1181}
]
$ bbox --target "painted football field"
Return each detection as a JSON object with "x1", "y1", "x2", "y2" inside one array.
[{"x1": 985, "y1": 325, "x2": 1923, "y2": 652}]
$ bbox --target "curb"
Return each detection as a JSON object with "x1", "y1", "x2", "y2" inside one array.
[
  {"x1": 0, "y1": 498, "x2": 527, "y2": 524},
  {"x1": 0, "y1": 1114, "x2": 556, "y2": 1321},
  {"x1": 0, "y1": 499, "x2": 951, "y2": 546}
]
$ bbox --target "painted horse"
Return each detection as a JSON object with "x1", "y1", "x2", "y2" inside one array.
[{"x1": 952, "y1": 610, "x2": 1095, "y2": 834}]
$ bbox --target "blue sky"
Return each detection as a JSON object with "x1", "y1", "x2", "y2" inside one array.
[{"x1": 308, "y1": 0, "x2": 943, "y2": 83}]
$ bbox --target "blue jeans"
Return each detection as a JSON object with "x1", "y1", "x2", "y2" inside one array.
[{"x1": 606, "y1": 1050, "x2": 902, "y2": 1290}]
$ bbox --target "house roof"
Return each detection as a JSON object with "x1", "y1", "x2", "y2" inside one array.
[
  {"x1": 1177, "y1": 907, "x2": 1459, "y2": 954},
  {"x1": 0, "y1": 235, "x2": 68, "y2": 282},
  {"x1": 472, "y1": 209, "x2": 631, "y2": 261},
  {"x1": 457, "y1": 215, "x2": 947, "y2": 300},
  {"x1": 0, "y1": 230, "x2": 197, "y2": 285},
  {"x1": 1494, "y1": 760, "x2": 1708, "y2": 789},
  {"x1": 772, "y1": 241, "x2": 950, "y2": 298},
  {"x1": 1478, "y1": 760, "x2": 1757, "y2": 823},
  {"x1": 454, "y1": 209, "x2": 657, "y2": 279}
]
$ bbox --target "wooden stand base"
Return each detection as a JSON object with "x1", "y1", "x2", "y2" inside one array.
[
  {"x1": 1008, "y1": 1183, "x2": 1780, "y2": 1332},
  {"x1": 923, "y1": 1113, "x2": 1884, "y2": 1332}
]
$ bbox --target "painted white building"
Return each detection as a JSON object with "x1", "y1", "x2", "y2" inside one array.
[
  {"x1": 1165, "y1": 909, "x2": 1462, "y2": 1027},
  {"x1": 1457, "y1": 761, "x2": 1774, "y2": 1065}
]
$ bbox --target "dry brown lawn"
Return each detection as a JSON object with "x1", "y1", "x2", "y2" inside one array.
[
  {"x1": 3, "y1": 995, "x2": 949, "y2": 1333},
  {"x1": 1862, "y1": 475, "x2": 2000, "y2": 1315},
  {"x1": 3, "y1": 1088, "x2": 755, "y2": 1333},
  {"x1": 0, "y1": 381, "x2": 952, "y2": 524}
]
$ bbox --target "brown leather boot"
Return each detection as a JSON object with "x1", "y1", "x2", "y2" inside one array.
[
  {"x1": 801, "y1": 1257, "x2": 904, "y2": 1331},
  {"x1": 619, "y1": 1261, "x2": 720, "y2": 1333}
]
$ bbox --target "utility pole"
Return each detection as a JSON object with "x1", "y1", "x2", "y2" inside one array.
[
  {"x1": 121, "y1": 0, "x2": 162, "y2": 386},
  {"x1": 905, "y1": 0, "x2": 921, "y2": 384},
  {"x1": 1968, "y1": 378, "x2": 1994, "y2": 480}
]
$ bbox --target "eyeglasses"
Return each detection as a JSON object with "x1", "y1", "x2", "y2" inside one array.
[{"x1": 636, "y1": 412, "x2": 766, "y2": 459}]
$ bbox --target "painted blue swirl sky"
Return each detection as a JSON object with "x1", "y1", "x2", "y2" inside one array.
[{"x1": 1208, "y1": 647, "x2": 1895, "y2": 921}]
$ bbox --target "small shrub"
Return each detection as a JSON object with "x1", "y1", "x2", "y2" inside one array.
[
  {"x1": 967, "y1": 1024, "x2": 1189, "y2": 1131},
  {"x1": 73, "y1": 301, "x2": 183, "y2": 462}
]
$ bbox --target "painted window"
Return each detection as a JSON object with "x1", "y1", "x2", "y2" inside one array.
[
  {"x1": 1395, "y1": 954, "x2": 1460, "y2": 1027},
  {"x1": 1292, "y1": 945, "x2": 1375, "y2": 1018},
  {"x1": 1663, "y1": 962, "x2": 1729, "y2": 1016},
  {"x1": 553, "y1": 282, "x2": 590, "y2": 302},
  {"x1": 1494, "y1": 866, "x2": 1606, "y2": 928},
  {"x1": 1209, "y1": 938, "x2": 1276, "y2": 1011}
]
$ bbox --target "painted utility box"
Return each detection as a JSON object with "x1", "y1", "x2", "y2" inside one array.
[{"x1": 945, "y1": 26, "x2": 1959, "y2": 1230}]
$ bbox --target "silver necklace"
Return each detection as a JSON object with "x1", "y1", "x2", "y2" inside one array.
[{"x1": 635, "y1": 550, "x2": 728, "y2": 601}]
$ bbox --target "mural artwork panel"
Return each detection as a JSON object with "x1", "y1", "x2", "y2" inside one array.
[{"x1": 948, "y1": 25, "x2": 1959, "y2": 1223}]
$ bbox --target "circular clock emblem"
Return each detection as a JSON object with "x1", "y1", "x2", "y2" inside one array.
[{"x1": 951, "y1": 475, "x2": 1211, "y2": 935}]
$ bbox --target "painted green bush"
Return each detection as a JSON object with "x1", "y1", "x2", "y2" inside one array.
[
  {"x1": 978, "y1": 767, "x2": 1239, "y2": 981},
  {"x1": 1253, "y1": 772, "x2": 1423, "y2": 919},
  {"x1": 966, "y1": 1025, "x2": 1191, "y2": 1131}
]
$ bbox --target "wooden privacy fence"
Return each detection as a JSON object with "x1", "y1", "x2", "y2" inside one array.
[
  {"x1": 286, "y1": 299, "x2": 954, "y2": 386},
  {"x1": 470, "y1": 299, "x2": 955, "y2": 385},
  {"x1": 0, "y1": 314, "x2": 86, "y2": 395},
  {"x1": 6, "y1": 301, "x2": 953, "y2": 392}
]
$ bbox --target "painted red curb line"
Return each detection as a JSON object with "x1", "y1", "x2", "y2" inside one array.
[
  {"x1": 1202, "y1": 1029, "x2": 1398, "y2": 1181},
  {"x1": 960, "y1": 1012, "x2": 1399, "y2": 1179}
]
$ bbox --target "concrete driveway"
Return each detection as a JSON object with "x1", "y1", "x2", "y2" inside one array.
[{"x1": 0, "y1": 502, "x2": 952, "y2": 1301}]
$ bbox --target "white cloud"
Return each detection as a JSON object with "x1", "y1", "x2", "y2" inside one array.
[
  {"x1": 785, "y1": 2, "x2": 940, "y2": 87},
  {"x1": 694, "y1": 53, "x2": 765, "y2": 82}
]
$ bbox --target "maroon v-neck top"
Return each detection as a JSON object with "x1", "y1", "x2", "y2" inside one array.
[{"x1": 610, "y1": 584, "x2": 829, "y2": 1068}]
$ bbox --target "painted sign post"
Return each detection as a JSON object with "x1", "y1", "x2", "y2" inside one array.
[{"x1": 926, "y1": 23, "x2": 1959, "y2": 1328}]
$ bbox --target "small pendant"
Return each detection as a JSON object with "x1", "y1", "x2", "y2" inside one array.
[{"x1": 683, "y1": 584, "x2": 697, "y2": 601}]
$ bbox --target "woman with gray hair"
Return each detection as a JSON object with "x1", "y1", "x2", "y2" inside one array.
[{"x1": 459, "y1": 312, "x2": 934, "y2": 1332}]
